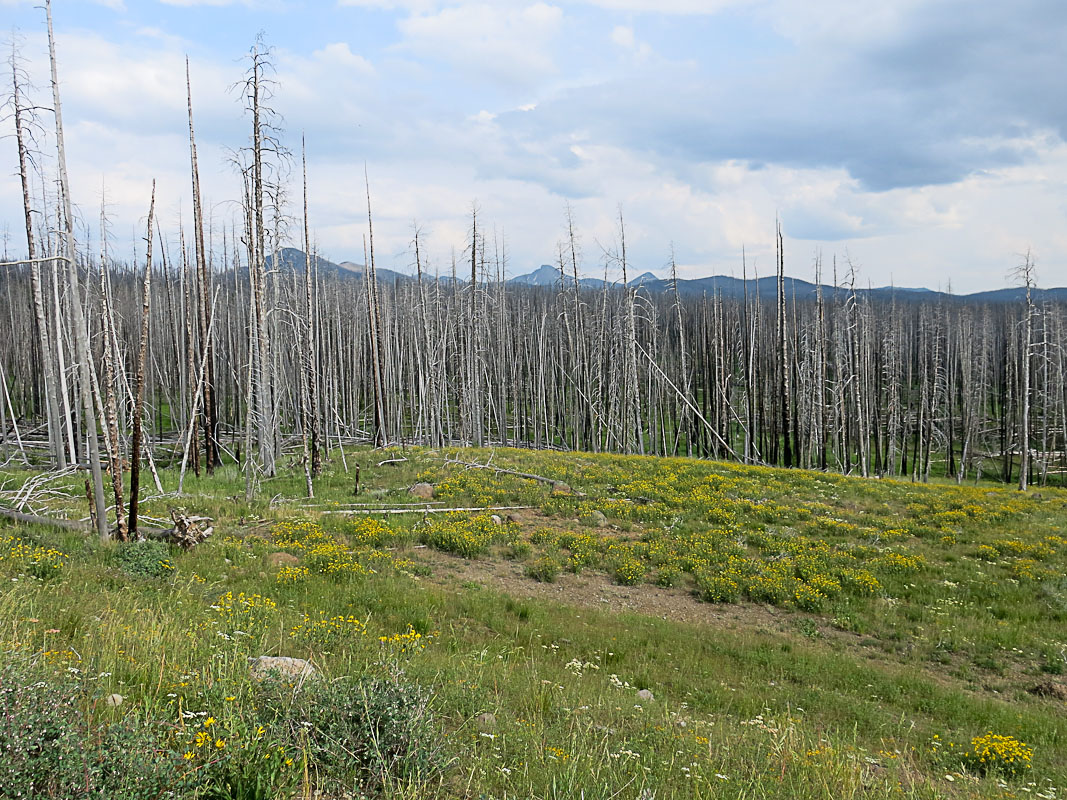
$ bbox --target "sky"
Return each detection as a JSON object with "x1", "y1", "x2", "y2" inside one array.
[{"x1": 1, "y1": 0, "x2": 1065, "y2": 291}]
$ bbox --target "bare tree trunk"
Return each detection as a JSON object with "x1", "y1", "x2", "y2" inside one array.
[
  {"x1": 11, "y1": 43, "x2": 65, "y2": 468},
  {"x1": 1017, "y1": 251, "x2": 1036, "y2": 491},
  {"x1": 128, "y1": 182, "x2": 155, "y2": 540},
  {"x1": 187, "y1": 57, "x2": 218, "y2": 473},
  {"x1": 46, "y1": 0, "x2": 107, "y2": 540}
]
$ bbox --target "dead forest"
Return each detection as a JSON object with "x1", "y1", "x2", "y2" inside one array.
[{"x1": 3, "y1": 8, "x2": 1066, "y2": 541}]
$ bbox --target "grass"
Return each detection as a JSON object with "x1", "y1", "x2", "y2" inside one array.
[{"x1": 0, "y1": 445, "x2": 1064, "y2": 798}]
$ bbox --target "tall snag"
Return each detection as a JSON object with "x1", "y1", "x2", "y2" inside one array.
[
  {"x1": 128, "y1": 182, "x2": 156, "y2": 539},
  {"x1": 46, "y1": 0, "x2": 107, "y2": 539}
]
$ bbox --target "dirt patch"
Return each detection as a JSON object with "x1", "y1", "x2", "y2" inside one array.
[{"x1": 411, "y1": 545, "x2": 792, "y2": 633}]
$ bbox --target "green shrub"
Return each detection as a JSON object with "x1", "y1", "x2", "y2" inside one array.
[
  {"x1": 695, "y1": 571, "x2": 740, "y2": 603},
  {"x1": 0, "y1": 660, "x2": 191, "y2": 798},
  {"x1": 115, "y1": 539, "x2": 175, "y2": 579},
  {"x1": 655, "y1": 565, "x2": 680, "y2": 588},
  {"x1": 525, "y1": 554, "x2": 562, "y2": 583},
  {"x1": 257, "y1": 676, "x2": 446, "y2": 793}
]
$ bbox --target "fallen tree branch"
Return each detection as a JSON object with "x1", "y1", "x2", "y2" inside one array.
[
  {"x1": 322, "y1": 505, "x2": 532, "y2": 516},
  {"x1": 441, "y1": 456, "x2": 584, "y2": 496}
]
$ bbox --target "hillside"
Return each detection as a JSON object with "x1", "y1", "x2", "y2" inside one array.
[{"x1": 1, "y1": 448, "x2": 1064, "y2": 798}]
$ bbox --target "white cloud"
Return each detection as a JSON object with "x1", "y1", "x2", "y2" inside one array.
[
  {"x1": 396, "y1": 2, "x2": 564, "y2": 88},
  {"x1": 311, "y1": 42, "x2": 375, "y2": 75},
  {"x1": 610, "y1": 25, "x2": 634, "y2": 47}
]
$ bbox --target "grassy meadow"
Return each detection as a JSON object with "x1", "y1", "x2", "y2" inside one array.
[{"x1": 0, "y1": 446, "x2": 1064, "y2": 799}]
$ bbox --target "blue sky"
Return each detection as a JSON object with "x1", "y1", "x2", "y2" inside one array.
[{"x1": 2, "y1": 0, "x2": 1065, "y2": 290}]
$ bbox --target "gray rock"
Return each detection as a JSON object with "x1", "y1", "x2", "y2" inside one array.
[
  {"x1": 490, "y1": 514, "x2": 503, "y2": 525},
  {"x1": 591, "y1": 510, "x2": 608, "y2": 528},
  {"x1": 105, "y1": 693, "x2": 124, "y2": 707},
  {"x1": 248, "y1": 656, "x2": 318, "y2": 683},
  {"x1": 636, "y1": 688, "x2": 655, "y2": 702},
  {"x1": 409, "y1": 482, "x2": 435, "y2": 500},
  {"x1": 475, "y1": 712, "x2": 497, "y2": 730}
]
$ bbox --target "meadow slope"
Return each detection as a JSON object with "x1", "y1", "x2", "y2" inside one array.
[{"x1": 0, "y1": 447, "x2": 1064, "y2": 799}]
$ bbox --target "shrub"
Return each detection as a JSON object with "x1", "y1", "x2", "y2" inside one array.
[
  {"x1": 257, "y1": 676, "x2": 446, "y2": 793},
  {"x1": 0, "y1": 660, "x2": 192, "y2": 798},
  {"x1": 612, "y1": 557, "x2": 646, "y2": 586},
  {"x1": 961, "y1": 732, "x2": 1033, "y2": 777},
  {"x1": 793, "y1": 582, "x2": 827, "y2": 612},
  {"x1": 419, "y1": 514, "x2": 515, "y2": 558},
  {"x1": 115, "y1": 539, "x2": 175, "y2": 579},
  {"x1": 654, "y1": 565, "x2": 680, "y2": 588},
  {"x1": 695, "y1": 572, "x2": 740, "y2": 603},
  {"x1": 525, "y1": 554, "x2": 562, "y2": 583}
]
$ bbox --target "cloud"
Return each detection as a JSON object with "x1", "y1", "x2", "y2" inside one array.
[
  {"x1": 489, "y1": 0, "x2": 1067, "y2": 193},
  {"x1": 1, "y1": 0, "x2": 1063, "y2": 293},
  {"x1": 396, "y1": 3, "x2": 564, "y2": 88}
]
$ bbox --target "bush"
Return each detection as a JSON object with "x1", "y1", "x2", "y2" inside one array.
[
  {"x1": 654, "y1": 565, "x2": 680, "y2": 588},
  {"x1": 695, "y1": 572, "x2": 740, "y2": 603},
  {"x1": 525, "y1": 554, "x2": 562, "y2": 583},
  {"x1": 115, "y1": 539, "x2": 175, "y2": 579},
  {"x1": 0, "y1": 659, "x2": 191, "y2": 798},
  {"x1": 257, "y1": 675, "x2": 446, "y2": 793},
  {"x1": 961, "y1": 732, "x2": 1033, "y2": 777}
]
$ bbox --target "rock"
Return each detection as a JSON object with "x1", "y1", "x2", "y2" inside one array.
[
  {"x1": 591, "y1": 510, "x2": 608, "y2": 528},
  {"x1": 105, "y1": 693, "x2": 124, "y2": 707},
  {"x1": 490, "y1": 514, "x2": 503, "y2": 525},
  {"x1": 636, "y1": 688, "x2": 655, "y2": 702},
  {"x1": 409, "y1": 482, "x2": 435, "y2": 500},
  {"x1": 248, "y1": 656, "x2": 318, "y2": 683},
  {"x1": 475, "y1": 712, "x2": 497, "y2": 730},
  {"x1": 1028, "y1": 681, "x2": 1067, "y2": 701},
  {"x1": 551, "y1": 482, "x2": 572, "y2": 495},
  {"x1": 506, "y1": 513, "x2": 521, "y2": 524},
  {"x1": 268, "y1": 552, "x2": 300, "y2": 567}
]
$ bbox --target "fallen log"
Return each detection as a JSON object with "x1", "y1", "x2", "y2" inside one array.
[
  {"x1": 322, "y1": 505, "x2": 532, "y2": 516},
  {"x1": 0, "y1": 505, "x2": 210, "y2": 547},
  {"x1": 441, "y1": 456, "x2": 585, "y2": 496},
  {"x1": 0, "y1": 506, "x2": 88, "y2": 531}
]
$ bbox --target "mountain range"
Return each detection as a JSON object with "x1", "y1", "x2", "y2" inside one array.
[{"x1": 267, "y1": 249, "x2": 1067, "y2": 303}]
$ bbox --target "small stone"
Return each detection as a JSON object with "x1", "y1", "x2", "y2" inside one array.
[
  {"x1": 591, "y1": 510, "x2": 608, "y2": 528},
  {"x1": 636, "y1": 688, "x2": 655, "y2": 702},
  {"x1": 268, "y1": 552, "x2": 300, "y2": 567},
  {"x1": 248, "y1": 656, "x2": 318, "y2": 683},
  {"x1": 105, "y1": 693, "x2": 124, "y2": 707},
  {"x1": 409, "y1": 482, "x2": 435, "y2": 500},
  {"x1": 475, "y1": 712, "x2": 497, "y2": 730},
  {"x1": 490, "y1": 514, "x2": 503, "y2": 525}
]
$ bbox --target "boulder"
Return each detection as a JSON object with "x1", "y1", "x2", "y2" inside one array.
[
  {"x1": 409, "y1": 482, "x2": 435, "y2": 500},
  {"x1": 267, "y1": 552, "x2": 300, "y2": 567},
  {"x1": 248, "y1": 656, "x2": 318, "y2": 683},
  {"x1": 636, "y1": 688, "x2": 655, "y2": 702},
  {"x1": 591, "y1": 510, "x2": 608, "y2": 528}
]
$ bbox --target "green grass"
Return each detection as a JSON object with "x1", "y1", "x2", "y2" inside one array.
[{"x1": 0, "y1": 446, "x2": 1064, "y2": 798}]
